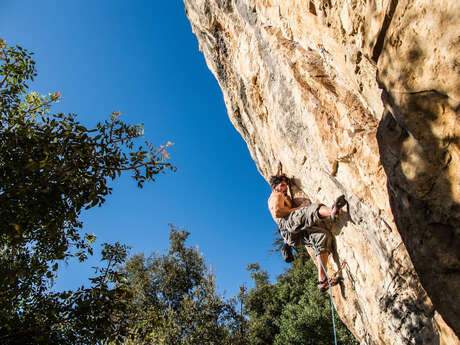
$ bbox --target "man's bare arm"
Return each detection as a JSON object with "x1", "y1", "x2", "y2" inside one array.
[{"x1": 271, "y1": 193, "x2": 297, "y2": 218}]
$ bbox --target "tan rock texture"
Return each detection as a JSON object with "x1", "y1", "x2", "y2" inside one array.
[{"x1": 183, "y1": 0, "x2": 460, "y2": 344}]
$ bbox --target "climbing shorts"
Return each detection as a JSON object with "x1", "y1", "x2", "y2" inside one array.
[{"x1": 278, "y1": 203, "x2": 333, "y2": 254}]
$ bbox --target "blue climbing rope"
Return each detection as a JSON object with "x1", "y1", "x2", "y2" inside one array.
[{"x1": 309, "y1": 233, "x2": 338, "y2": 345}]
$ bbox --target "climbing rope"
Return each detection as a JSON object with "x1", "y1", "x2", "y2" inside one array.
[{"x1": 309, "y1": 233, "x2": 338, "y2": 345}]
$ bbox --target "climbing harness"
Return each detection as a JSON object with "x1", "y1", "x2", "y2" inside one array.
[{"x1": 309, "y1": 233, "x2": 339, "y2": 345}]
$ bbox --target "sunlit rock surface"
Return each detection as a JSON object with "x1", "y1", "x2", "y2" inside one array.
[{"x1": 183, "y1": 0, "x2": 460, "y2": 344}]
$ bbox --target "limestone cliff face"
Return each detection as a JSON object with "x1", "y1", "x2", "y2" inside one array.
[{"x1": 183, "y1": 1, "x2": 460, "y2": 344}]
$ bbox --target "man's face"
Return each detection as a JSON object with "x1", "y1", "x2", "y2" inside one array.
[{"x1": 275, "y1": 181, "x2": 288, "y2": 194}]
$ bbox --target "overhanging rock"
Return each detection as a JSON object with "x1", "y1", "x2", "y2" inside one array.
[{"x1": 183, "y1": 1, "x2": 460, "y2": 344}]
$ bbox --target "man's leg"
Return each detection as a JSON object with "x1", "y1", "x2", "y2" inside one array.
[
  {"x1": 306, "y1": 230, "x2": 332, "y2": 288},
  {"x1": 318, "y1": 195, "x2": 348, "y2": 219},
  {"x1": 318, "y1": 205, "x2": 332, "y2": 218},
  {"x1": 317, "y1": 251, "x2": 329, "y2": 282}
]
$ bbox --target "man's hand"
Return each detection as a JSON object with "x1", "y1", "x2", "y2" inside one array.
[
  {"x1": 276, "y1": 161, "x2": 283, "y2": 176},
  {"x1": 270, "y1": 192, "x2": 292, "y2": 218}
]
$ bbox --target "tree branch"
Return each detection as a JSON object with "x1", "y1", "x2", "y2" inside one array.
[
  {"x1": 0, "y1": 70, "x2": 10, "y2": 89},
  {"x1": 108, "y1": 136, "x2": 137, "y2": 145},
  {"x1": 25, "y1": 99, "x2": 54, "y2": 116},
  {"x1": 103, "y1": 257, "x2": 113, "y2": 283},
  {"x1": 117, "y1": 161, "x2": 171, "y2": 171},
  {"x1": 0, "y1": 327, "x2": 41, "y2": 340},
  {"x1": 0, "y1": 44, "x2": 11, "y2": 89}
]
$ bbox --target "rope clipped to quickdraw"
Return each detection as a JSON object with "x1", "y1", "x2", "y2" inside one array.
[{"x1": 309, "y1": 233, "x2": 338, "y2": 345}]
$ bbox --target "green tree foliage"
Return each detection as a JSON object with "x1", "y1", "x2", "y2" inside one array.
[
  {"x1": 0, "y1": 39, "x2": 175, "y2": 344},
  {"x1": 119, "y1": 225, "x2": 244, "y2": 345},
  {"x1": 245, "y1": 249, "x2": 358, "y2": 345},
  {"x1": 0, "y1": 38, "x2": 358, "y2": 345}
]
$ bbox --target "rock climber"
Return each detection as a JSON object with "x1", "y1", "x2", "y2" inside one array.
[{"x1": 268, "y1": 171, "x2": 347, "y2": 292}]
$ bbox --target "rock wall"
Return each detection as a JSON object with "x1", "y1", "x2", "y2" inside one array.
[{"x1": 183, "y1": 1, "x2": 460, "y2": 344}]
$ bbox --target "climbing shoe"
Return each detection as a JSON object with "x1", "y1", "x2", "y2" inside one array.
[
  {"x1": 330, "y1": 195, "x2": 347, "y2": 220},
  {"x1": 317, "y1": 279, "x2": 329, "y2": 292},
  {"x1": 317, "y1": 277, "x2": 342, "y2": 292}
]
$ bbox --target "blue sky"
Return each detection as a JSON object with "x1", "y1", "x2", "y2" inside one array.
[{"x1": 1, "y1": 1, "x2": 287, "y2": 297}]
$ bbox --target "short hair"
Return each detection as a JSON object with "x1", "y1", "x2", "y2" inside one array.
[{"x1": 269, "y1": 174, "x2": 290, "y2": 189}]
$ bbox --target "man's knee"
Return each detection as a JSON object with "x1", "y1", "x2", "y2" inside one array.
[{"x1": 312, "y1": 232, "x2": 332, "y2": 253}]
